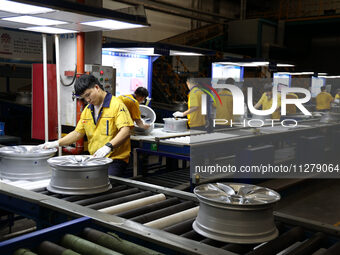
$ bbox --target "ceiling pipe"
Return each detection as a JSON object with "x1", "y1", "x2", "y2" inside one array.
[
  {"x1": 111, "y1": 0, "x2": 233, "y2": 24},
  {"x1": 150, "y1": 0, "x2": 228, "y2": 19}
]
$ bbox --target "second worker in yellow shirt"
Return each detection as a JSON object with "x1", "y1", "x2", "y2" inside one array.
[
  {"x1": 316, "y1": 86, "x2": 334, "y2": 111},
  {"x1": 173, "y1": 78, "x2": 206, "y2": 129},
  {"x1": 118, "y1": 87, "x2": 150, "y2": 130},
  {"x1": 286, "y1": 92, "x2": 298, "y2": 115},
  {"x1": 214, "y1": 78, "x2": 234, "y2": 127},
  {"x1": 254, "y1": 85, "x2": 281, "y2": 119}
]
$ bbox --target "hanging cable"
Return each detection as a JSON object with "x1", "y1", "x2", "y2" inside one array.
[{"x1": 60, "y1": 65, "x2": 77, "y2": 87}]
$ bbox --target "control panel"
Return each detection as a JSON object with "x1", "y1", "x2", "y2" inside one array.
[{"x1": 85, "y1": 64, "x2": 116, "y2": 95}]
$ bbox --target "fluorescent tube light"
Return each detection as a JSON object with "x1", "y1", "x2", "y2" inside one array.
[
  {"x1": 2, "y1": 16, "x2": 67, "y2": 26},
  {"x1": 216, "y1": 61, "x2": 269, "y2": 67},
  {"x1": 171, "y1": 51, "x2": 203, "y2": 56},
  {"x1": 277, "y1": 63, "x2": 295, "y2": 67},
  {"x1": 0, "y1": 0, "x2": 54, "y2": 14},
  {"x1": 133, "y1": 47, "x2": 155, "y2": 55},
  {"x1": 21, "y1": 26, "x2": 76, "y2": 34},
  {"x1": 276, "y1": 72, "x2": 314, "y2": 75},
  {"x1": 319, "y1": 75, "x2": 340, "y2": 78},
  {"x1": 81, "y1": 19, "x2": 144, "y2": 30}
]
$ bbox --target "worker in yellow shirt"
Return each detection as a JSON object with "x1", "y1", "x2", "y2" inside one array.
[
  {"x1": 214, "y1": 78, "x2": 234, "y2": 127},
  {"x1": 335, "y1": 89, "x2": 340, "y2": 100},
  {"x1": 40, "y1": 74, "x2": 134, "y2": 176},
  {"x1": 254, "y1": 85, "x2": 281, "y2": 119},
  {"x1": 118, "y1": 87, "x2": 150, "y2": 130},
  {"x1": 286, "y1": 92, "x2": 298, "y2": 115},
  {"x1": 316, "y1": 86, "x2": 334, "y2": 111},
  {"x1": 173, "y1": 77, "x2": 206, "y2": 129}
]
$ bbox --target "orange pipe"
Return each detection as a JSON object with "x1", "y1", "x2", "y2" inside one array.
[
  {"x1": 63, "y1": 32, "x2": 85, "y2": 155},
  {"x1": 76, "y1": 32, "x2": 85, "y2": 77}
]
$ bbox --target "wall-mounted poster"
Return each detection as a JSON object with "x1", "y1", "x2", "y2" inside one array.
[{"x1": 0, "y1": 28, "x2": 47, "y2": 62}]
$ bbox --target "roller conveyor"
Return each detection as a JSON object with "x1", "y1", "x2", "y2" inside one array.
[
  {"x1": 0, "y1": 217, "x2": 168, "y2": 255},
  {"x1": 2, "y1": 177, "x2": 340, "y2": 254}
]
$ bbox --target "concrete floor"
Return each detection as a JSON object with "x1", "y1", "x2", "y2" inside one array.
[{"x1": 276, "y1": 179, "x2": 340, "y2": 226}]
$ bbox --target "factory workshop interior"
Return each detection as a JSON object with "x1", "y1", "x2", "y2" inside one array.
[{"x1": 2, "y1": 0, "x2": 340, "y2": 254}]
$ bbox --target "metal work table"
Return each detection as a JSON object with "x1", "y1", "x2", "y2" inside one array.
[
  {"x1": 130, "y1": 119, "x2": 340, "y2": 185},
  {"x1": 131, "y1": 126, "x2": 204, "y2": 142},
  {"x1": 131, "y1": 126, "x2": 204, "y2": 177}
]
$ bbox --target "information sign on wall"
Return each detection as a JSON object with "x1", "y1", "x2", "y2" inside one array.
[{"x1": 0, "y1": 28, "x2": 43, "y2": 62}]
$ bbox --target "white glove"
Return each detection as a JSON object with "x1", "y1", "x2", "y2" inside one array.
[
  {"x1": 39, "y1": 141, "x2": 59, "y2": 149},
  {"x1": 93, "y1": 145, "x2": 112, "y2": 158},
  {"x1": 173, "y1": 111, "x2": 184, "y2": 117}
]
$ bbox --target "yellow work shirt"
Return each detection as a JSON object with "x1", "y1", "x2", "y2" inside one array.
[
  {"x1": 188, "y1": 86, "x2": 206, "y2": 128},
  {"x1": 286, "y1": 93, "x2": 298, "y2": 115},
  {"x1": 216, "y1": 90, "x2": 233, "y2": 125},
  {"x1": 316, "y1": 91, "x2": 333, "y2": 110},
  {"x1": 335, "y1": 94, "x2": 340, "y2": 99},
  {"x1": 257, "y1": 92, "x2": 281, "y2": 119},
  {"x1": 75, "y1": 93, "x2": 134, "y2": 163},
  {"x1": 118, "y1": 94, "x2": 141, "y2": 120}
]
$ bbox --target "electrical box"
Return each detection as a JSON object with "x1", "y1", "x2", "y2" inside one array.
[{"x1": 85, "y1": 64, "x2": 116, "y2": 95}]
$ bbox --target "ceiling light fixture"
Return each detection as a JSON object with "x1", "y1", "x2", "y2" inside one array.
[
  {"x1": 0, "y1": 0, "x2": 55, "y2": 14},
  {"x1": 2, "y1": 15, "x2": 67, "y2": 26},
  {"x1": 81, "y1": 19, "x2": 145, "y2": 30},
  {"x1": 217, "y1": 61, "x2": 269, "y2": 67},
  {"x1": 277, "y1": 63, "x2": 295, "y2": 67},
  {"x1": 277, "y1": 72, "x2": 314, "y2": 75},
  {"x1": 319, "y1": 75, "x2": 340, "y2": 78},
  {"x1": 21, "y1": 26, "x2": 77, "y2": 34},
  {"x1": 171, "y1": 51, "x2": 203, "y2": 56}
]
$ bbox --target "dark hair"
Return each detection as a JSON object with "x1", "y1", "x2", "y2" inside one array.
[
  {"x1": 321, "y1": 86, "x2": 326, "y2": 91},
  {"x1": 217, "y1": 78, "x2": 235, "y2": 85},
  {"x1": 264, "y1": 83, "x2": 273, "y2": 92},
  {"x1": 134, "y1": 87, "x2": 149, "y2": 98},
  {"x1": 186, "y1": 77, "x2": 200, "y2": 86},
  {"x1": 74, "y1": 74, "x2": 103, "y2": 96}
]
